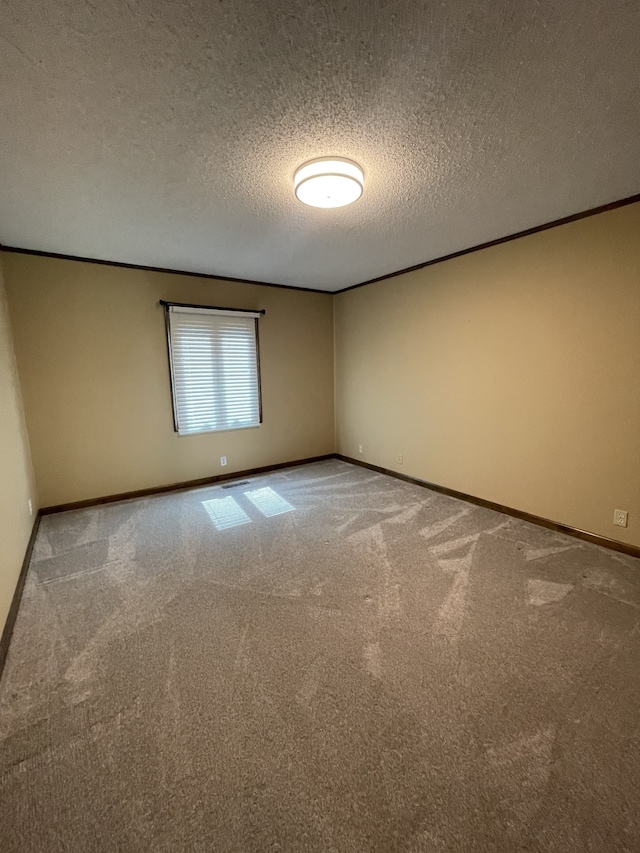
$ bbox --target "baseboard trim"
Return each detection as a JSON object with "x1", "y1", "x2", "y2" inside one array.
[
  {"x1": 0, "y1": 513, "x2": 42, "y2": 683},
  {"x1": 336, "y1": 455, "x2": 640, "y2": 559},
  {"x1": 41, "y1": 454, "x2": 336, "y2": 514},
  {"x1": 8, "y1": 454, "x2": 633, "y2": 682}
]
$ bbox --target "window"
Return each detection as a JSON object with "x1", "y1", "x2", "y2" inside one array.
[{"x1": 163, "y1": 302, "x2": 262, "y2": 435}]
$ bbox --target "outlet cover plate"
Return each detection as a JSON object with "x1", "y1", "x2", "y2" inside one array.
[{"x1": 614, "y1": 509, "x2": 628, "y2": 527}]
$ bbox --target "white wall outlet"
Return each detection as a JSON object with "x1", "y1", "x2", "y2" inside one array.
[
  {"x1": 614, "y1": 509, "x2": 628, "y2": 527},
  {"x1": 28, "y1": 499, "x2": 33, "y2": 516},
  {"x1": 220, "y1": 456, "x2": 227, "y2": 467},
  {"x1": 397, "y1": 453, "x2": 403, "y2": 465},
  {"x1": 358, "y1": 445, "x2": 363, "y2": 454}
]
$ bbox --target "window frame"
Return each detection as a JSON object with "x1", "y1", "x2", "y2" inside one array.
[{"x1": 161, "y1": 300, "x2": 264, "y2": 436}]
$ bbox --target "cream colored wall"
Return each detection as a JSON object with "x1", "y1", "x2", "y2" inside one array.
[
  {"x1": 335, "y1": 202, "x2": 640, "y2": 548},
  {"x1": 2, "y1": 255, "x2": 335, "y2": 507},
  {"x1": 3, "y1": 202, "x2": 639, "y2": 547},
  {"x1": 0, "y1": 262, "x2": 37, "y2": 635}
]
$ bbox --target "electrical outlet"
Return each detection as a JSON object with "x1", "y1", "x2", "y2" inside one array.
[
  {"x1": 220, "y1": 456, "x2": 227, "y2": 467},
  {"x1": 614, "y1": 509, "x2": 628, "y2": 527},
  {"x1": 28, "y1": 499, "x2": 33, "y2": 516},
  {"x1": 397, "y1": 453, "x2": 403, "y2": 465},
  {"x1": 358, "y1": 445, "x2": 363, "y2": 454}
]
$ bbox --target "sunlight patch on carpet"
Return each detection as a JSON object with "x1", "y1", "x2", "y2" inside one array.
[
  {"x1": 201, "y1": 496, "x2": 252, "y2": 530},
  {"x1": 244, "y1": 487, "x2": 295, "y2": 518}
]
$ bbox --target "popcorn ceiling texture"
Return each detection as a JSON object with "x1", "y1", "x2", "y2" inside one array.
[{"x1": 1, "y1": 0, "x2": 639, "y2": 290}]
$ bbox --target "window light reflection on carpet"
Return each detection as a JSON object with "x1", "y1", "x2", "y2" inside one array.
[
  {"x1": 201, "y1": 496, "x2": 252, "y2": 530},
  {"x1": 244, "y1": 487, "x2": 295, "y2": 517}
]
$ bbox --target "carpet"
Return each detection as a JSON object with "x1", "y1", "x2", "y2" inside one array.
[{"x1": 1, "y1": 459, "x2": 639, "y2": 851}]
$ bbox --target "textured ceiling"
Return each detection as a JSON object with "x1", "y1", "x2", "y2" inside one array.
[{"x1": 1, "y1": 1, "x2": 639, "y2": 292}]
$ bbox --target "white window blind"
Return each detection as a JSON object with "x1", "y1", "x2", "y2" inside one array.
[{"x1": 165, "y1": 305, "x2": 262, "y2": 436}]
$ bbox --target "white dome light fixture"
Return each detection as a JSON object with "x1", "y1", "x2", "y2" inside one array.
[{"x1": 294, "y1": 157, "x2": 364, "y2": 208}]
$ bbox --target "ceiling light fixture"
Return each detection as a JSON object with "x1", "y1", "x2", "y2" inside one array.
[{"x1": 294, "y1": 157, "x2": 364, "y2": 208}]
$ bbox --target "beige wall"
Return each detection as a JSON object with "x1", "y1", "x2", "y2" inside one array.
[
  {"x1": 335, "y1": 202, "x2": 640, "y2": 548},
  {"x1": 0, "y1": 262, "x2": 37, "y2": 635},
  {"x1": 2, "y1": 255, "x2": 335, "y2": 507},
  {"x1": 3, "y1": 201, "x2": 639, "y2": 548}
]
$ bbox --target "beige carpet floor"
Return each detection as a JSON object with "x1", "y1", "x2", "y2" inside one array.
[{"x1": 1, "y1": 459, "x2": 639, "y2": 851}]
